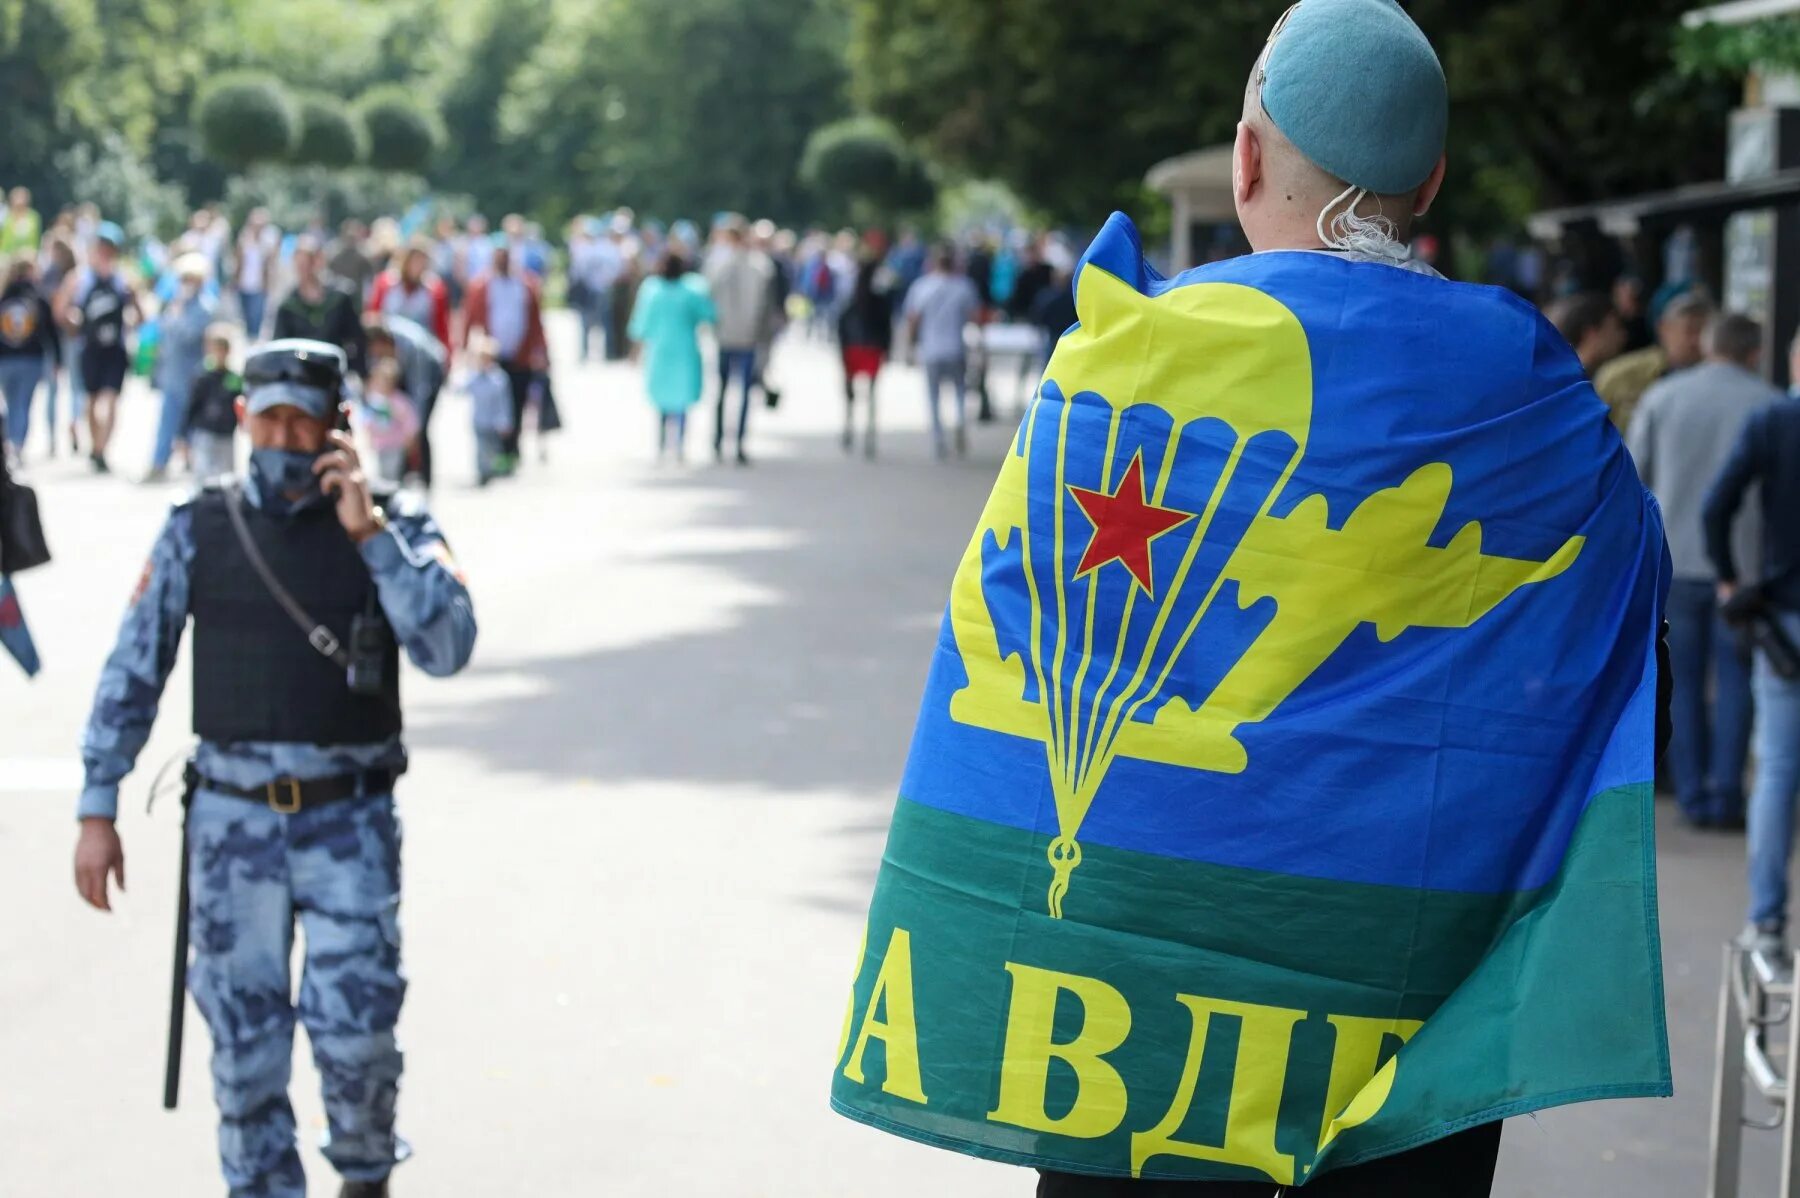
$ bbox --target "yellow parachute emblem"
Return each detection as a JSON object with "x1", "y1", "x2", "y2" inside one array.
[{"x1": 947, "y1": 265, "x2": 1584, "y2": 916}]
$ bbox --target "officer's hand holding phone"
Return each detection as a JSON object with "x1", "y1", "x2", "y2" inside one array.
[{"x1": 314, "y1": 430, "x2": 383, "y2": 545}]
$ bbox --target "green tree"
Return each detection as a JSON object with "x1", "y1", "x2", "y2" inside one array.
[
  {"x1": 195, "y1": 71, "x2": 297, "y2": 169},
  {"x1": 357, "y1": 85, "x2": 444, "y2": 174},
  {"x1": 846, "y1": 0, "x2": 1735, "y2": 244},
  {"x1": 505, "y1": 0, "x2": 852, "y2": 224},
  {"x1": 292, "y1": 93, "x2": 367, "y2": 168},
  {"x1": 799, "y1": 115, "x2": 936, "y2": 224}
]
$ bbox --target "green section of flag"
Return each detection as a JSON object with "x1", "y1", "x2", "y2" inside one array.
[{"x1": 831, "y1": 786, "x2": 1667, "y2": 1183}]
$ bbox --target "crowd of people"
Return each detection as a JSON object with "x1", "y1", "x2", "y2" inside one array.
[
  {"x1": 0, "y1": 191, "x2": 560, "y2": 488},
  {"x1": 567, "y1": 210, "x2": 1079, "y2": 462},
  {"x1": 0, "y1": 185, "x2": 1089, "y2": 482},
  {"x1": 1546, "y1": 279, "x2": 1800, "y2": 957}
]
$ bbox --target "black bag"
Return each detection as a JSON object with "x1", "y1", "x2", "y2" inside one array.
[
  {"x1": 0, "y1": 475, "x2": 50, "y2": 574},
  {"x1": 1722, "y1": 584, "x2": 1800, "y2": 680}
]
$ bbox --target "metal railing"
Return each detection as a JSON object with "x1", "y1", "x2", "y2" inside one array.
[{"x1": 1711, "y1": 943, "x2": 1800, "y2": 1196}]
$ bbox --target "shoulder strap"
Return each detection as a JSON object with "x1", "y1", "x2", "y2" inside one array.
[{"x1": 222, "y1": 485, "x2": 349, "y2": 668}]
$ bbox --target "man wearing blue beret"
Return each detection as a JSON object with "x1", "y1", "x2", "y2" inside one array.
[{"x1": 829, "y1": 0, "x2": 1674, "y2": 1193}]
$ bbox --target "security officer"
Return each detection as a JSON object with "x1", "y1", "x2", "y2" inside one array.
[{"x1": 72, "y1": 339, "x2": 476, "y2": 1198}]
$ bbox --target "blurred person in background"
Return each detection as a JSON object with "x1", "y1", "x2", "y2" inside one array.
[
  {"x1": 366, "y1": 239, "x2": 451, "y2": 356},
  {"x1": 570, "y1": 216, "x2": 624, "y2": 362},
  {"x1": 1006, "y1": 235, "x2": 1055, "y2": 324},
  {"x1": 904, "y1": 243, "x2": 980, "y2": 459},
  {"x1": 1596, "y1": 289, "x2": 1711, "y2": 433},
  {"x1": 1706, "y1": 328, "x2": 1800, "y2": 956},
  {"x1": 836, "y1": 257, "x2": 891, "y2": 460},
  {"x1": 1545, "y1": 292, "x2": 1626, "y2": 378},
  {"x1": 56, "y1": 221, "x2": 139, "y2": 474},
  {"x1": 1631, "y1": 312, "x2": 1778, "y2": 830},
  {"x1": 1613, "y1": 274, "x2": 1653, "y2": 352},
  {"x1": 39, "y1": 236, "x2": 79, "y2": 456},
  {"x1": 752, "y1": 219, "x2": 790, "y2": 408},
  {"x1": 462, "y1": 214, "x2": 495, "y2": 285},
  {"x1": 181, "y1": 324, "x2": 241, "y2": 479},
  {"x1": 235, "y1": 208, "x2": 277, "y2": 339},
  {"x1": 0, "y1": 251, "x2": 59, "y2": 463},
  {"x1": 354, "y1": 357, "x2": 419, "y2": 484},
  {"x1": 1026, "y1": 260, "x2": 1077, "y2": 380},
  {"x1": 146, "y1": 253, "x2": 216, "y2": 483},
  {"x1": 0, "y1": 187, "x2": 41, "y2": 256},
  {"x1": 329, "y1": 220, "x2": 377, "y2": 305},
  {"x1": 273, "y1": 236, "x2": 368, "y2": 379},
  {"x1": 364, "y1": 315, "x2": 446, "y2": 488},
  {"x1": 430, "y1": 215, "x2": 464, "y2": 312},
  {"x1": 629, "y1": 250, "x2": 715, "y2": 465},
  {"x1": 462, "y1": 244, "x2": 547, "y2": 472},
  {"x1": 703, "y1": 216, "x2": 773, "y2": 465},
  {"x1": 459, "y1": 332, "x2": 514, "y2": 484}
]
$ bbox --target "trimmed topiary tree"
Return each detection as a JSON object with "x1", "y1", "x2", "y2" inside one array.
[
  {"x1": 356, "y1": 85, "x2": 444, "y2": 175},
  {"x1": 799, "y1": 115, "x2": 936, "y2": 221},
  {"x1": 195, "y1": 72, "x2": 298, "y2": 169},
  {"x1": 292, "y1": 93, "x2": 367, "y2": 169}
]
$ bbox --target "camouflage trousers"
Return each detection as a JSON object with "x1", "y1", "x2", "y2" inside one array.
[{"x1": 187, "y1": 789, "x2": 409, "y2": 1198}]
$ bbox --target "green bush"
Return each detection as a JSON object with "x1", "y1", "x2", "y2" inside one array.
[
  {"x1": 195, "y1": 72, "x2": 297, "y2": 168},
  {"x1": 292, "y1": 93, "x2": 367, "y2": 168},
  {"x1": 799, "y1": 115, "x2": 936, "y2": 221},
  {"x1": 357, "y1": 85, "x2": 444, "y2": 174}
]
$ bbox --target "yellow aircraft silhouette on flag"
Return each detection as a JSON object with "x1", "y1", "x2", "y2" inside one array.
[{"x1": 944, "y1": 265, "x2": 1583, "y2": 915}]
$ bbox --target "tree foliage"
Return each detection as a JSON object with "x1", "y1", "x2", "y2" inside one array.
[
  {"x1": 847, "y1": 0, "x2": 1736, "y2": 245},
  {"x1": 195, "y1": 71, "x2": 297, "y2": 168},
  {"x1": 357, "y1": 85, "x2": 443, "y2": 175},
  {"x1": 1676, "y1": 15, "x2": 1800, "y2": 79},
  {"x1": 800, "y1": 116, "x2": 936, "y2": 223},
  {"x1": 0, "y1": 0, "x2": 1742, "y2": 252},
  {"x1": 292, "y1": 93, "x2": 366, "y2": 168}
]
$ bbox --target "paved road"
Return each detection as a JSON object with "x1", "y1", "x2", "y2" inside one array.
[{"x1": 0, "y1": 315, "x2": 1782, "y2": 1195}]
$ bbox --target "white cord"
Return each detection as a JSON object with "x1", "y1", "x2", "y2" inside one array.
[{"x1": 1315, "y1": 184, "x2": 1409, "y2": 261}]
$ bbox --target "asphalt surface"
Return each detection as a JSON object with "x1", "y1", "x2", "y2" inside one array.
[{"x1": 0, "y1": 314, "x2": 1781, "y2": 1195}]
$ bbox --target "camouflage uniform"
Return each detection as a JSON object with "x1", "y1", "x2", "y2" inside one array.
[{"x1": 79, "y1": 483, "x2": 476, "y2": 1198}]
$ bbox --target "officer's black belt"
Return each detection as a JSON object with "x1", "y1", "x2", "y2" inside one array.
[{"x1": 195, "y1": 769, "x2": 396, "y2": 814}]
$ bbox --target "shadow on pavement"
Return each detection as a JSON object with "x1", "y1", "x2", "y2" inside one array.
[{"x1": 408, "y1": 426, "x2": 1004, "y2": 799}]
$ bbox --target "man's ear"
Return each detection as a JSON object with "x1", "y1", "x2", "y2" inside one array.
[
  {"x1": 234, "y1": 396, "x2": 247, "y2": 428},
  {"x1": 1413, "y1": 154, "x2": 1448, "y2": 218},
  {"x1": 1233, "y1": 121, "x2": 1262, "y2": 209}
]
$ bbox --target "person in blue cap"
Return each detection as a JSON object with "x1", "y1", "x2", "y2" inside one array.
[
  {"x1": 72, "y1": 338, "x2": 476, "y2": 1198},
  {"x1": 1228, "y1": 0, "x2": 1447, "y2": 271},
  {"x1": 1027, "y1": 2, "x2": 1665, "y2": 1194}
]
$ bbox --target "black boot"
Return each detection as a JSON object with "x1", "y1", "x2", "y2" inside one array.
[{"x1": 339, "y1": 1181, "x2": 388, "y2": 1198}]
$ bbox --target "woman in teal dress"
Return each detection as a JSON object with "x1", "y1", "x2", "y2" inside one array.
[{"x1": 628, "y1": 252, "x2": 716, "y2": 462}]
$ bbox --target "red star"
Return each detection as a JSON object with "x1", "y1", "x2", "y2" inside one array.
[{"x1": 1066, "y1": 453, "x2": 1195, "y2": 596}]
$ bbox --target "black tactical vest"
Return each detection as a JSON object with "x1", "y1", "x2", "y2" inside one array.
[{"x1": 188, "y1": 488, "x2": 401, "y2": 745}]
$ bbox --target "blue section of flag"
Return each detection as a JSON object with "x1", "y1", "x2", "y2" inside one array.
[{"x1": 901, "y1": 214, "x2": 1665, "y2": 895}]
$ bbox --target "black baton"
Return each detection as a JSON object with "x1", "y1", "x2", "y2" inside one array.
[{"x1": 162, "y1": 762, "x2": 198, "y2": 1110}]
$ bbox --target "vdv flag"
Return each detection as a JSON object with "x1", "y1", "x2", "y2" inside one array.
[
  {"x1": 0, "y1": 576, "x2": 40, "y2": 677},
  {"x1": 831, "y1": 214, "x2": 1669, "y2": 1185}
]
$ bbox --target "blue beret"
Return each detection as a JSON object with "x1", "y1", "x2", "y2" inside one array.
[{"x1": 1259, "y1": 0, "x2": 1447, "y2": 195}]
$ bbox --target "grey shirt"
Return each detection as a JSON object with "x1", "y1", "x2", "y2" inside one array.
[
  {"x1": 1628, "y1": 360, "x2": 1776, "y2": 581},
  {"x1": 704, "y1": 246, "x2": 774, "y2": 350},
  {"x1": 904, "y1": 271, "x2": 981, "y2": 364}
]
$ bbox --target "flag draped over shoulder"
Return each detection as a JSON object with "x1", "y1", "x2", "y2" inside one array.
[{"x1": 830, "y1": 213, "x2": 1669, "y2": 1186}]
